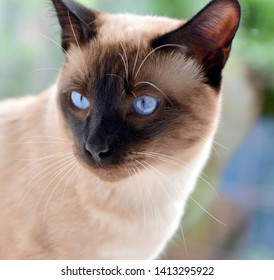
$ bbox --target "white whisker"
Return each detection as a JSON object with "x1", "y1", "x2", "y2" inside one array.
[
  {"x1": 119, "y1": 42, "x2": 129, "y2": 83},
  {"x1": 18, "y1": 154, "x2": 74, "y2": 209},
  {"x1": 13, "y1": 141, "x2": 72, "y2": 146},
  {"x1": 189, "y1": 196, "x2": 226, "y2": 226},
  {"x1": 134, "y1": 43, "x2": 184, "y2": 79},
  {"x1": 130, "y1": 165, "x2": 147, "y2": 247},
  {"x1": 136, "y1": 157, "x2": 225, "y2": 226},
  {"x1": 180, "y1": 223, "x2": 188, "y2": 256},
  {"x1": 25, "y1": 31, "x2": 89, "y2": 82},
  {"x1": 17, "y1": 135, "x2": 72, "y2": 143},
  {"x1": 43, "y1": 159, "x2": 79, "y2": 220},
  {"x1": 135, "y1": 159, "x2": 176, "y2": 205},
  {"x1": 132, "y1": 39, "x2": 141, "y2": 77},
  {"x1": 23, "y1": 68, "x2": 64, "y2": 77},
  {"x1": 67, "y1": 10, "x2": 89, "y2": 79},
  {"x1": 61, "y1": 163, "x2": 81, "y2": 203},
  {"x1": 28, "y1": 31, "x2": 69, "y2": 55},
  {"x1": 35, "y1": 155, "x2": 75, "y2": 214},
  {"x1": 134, "y1": 81, "x2": 173, "y2": 106},
  {"x1": 106, "y1": 73, "x2": 124, "y2": 84},
  {"x1": 119, "y1": 53, "x2": 129, "y2": 84},
  {"x1": 133, "y1": 162, "x2": 162, "y2": 238},
  {"x1": 16, "y1": 153, "x2": 72, "y2": 164},
  {"x1": 130, "y1": 91, "x2": 137, "y2": 98},
  {"x1": 135, "y1": 151, "x2": 221, "y2": 200}
]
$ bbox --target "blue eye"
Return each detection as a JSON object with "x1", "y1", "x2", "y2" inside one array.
[
  {"x1": 132, "y1": 96, "x2": 160, "y2": 116},
  {"x1": 71, "y1": 91, "x2": 90, "y2": 110}
]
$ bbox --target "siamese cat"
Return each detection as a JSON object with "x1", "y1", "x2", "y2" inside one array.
[{"x1": 0, "y1": 0, "x2": 240, "y2": 259}]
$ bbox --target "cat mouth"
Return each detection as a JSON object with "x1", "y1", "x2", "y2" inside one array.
[{"x1": 74, "y1": 146, "x2": 143, "y2": 182}]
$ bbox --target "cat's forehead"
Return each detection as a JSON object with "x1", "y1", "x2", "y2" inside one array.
[{"x1": 97, "y1": 13, "x2": 184, "y2": 43}]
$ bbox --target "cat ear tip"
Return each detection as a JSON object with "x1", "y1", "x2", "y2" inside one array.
[
  {"x1": 212, "y1": 0, "x2": 241, "y2": 13},
  {"x1": 223, "y1": 0, "x2": 241, "y2": 13},
  {"x1": 213, "y1": 0, "x2": 241, "y2": 26}
]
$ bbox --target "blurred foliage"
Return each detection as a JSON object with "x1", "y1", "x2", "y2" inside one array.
[
  {"x1": 240, "y1": 0, "x2": 274, "y2": 72},
  {"x1": 239, "y1": 0, "x2": 274, "y2": 116}
]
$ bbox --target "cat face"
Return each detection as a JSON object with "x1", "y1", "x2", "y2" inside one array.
[{"x1": 52, "y1": 0, "x2": 240, "y2": 181}]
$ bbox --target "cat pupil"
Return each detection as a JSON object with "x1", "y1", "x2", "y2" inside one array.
[
  {"x1": 132, "y1": 96, "x2": 160, "y2": 116},
  {"x1": 71, "y1": 91, "x2": 90, "y2": 110}
]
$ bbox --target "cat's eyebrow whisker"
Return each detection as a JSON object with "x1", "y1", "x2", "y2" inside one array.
[
  {"x1": 118, "y1": 53, "x2": 129, "y2": 85},
  {"x1": 28, "y1": 31, "x2": 69, "y2": 56},
  {"x1": 119, "y1": 42, "x2": 129, "y2": 84},
  {"x1": 28, "y1": 31, "x2": 85, "y2": 75},
  {"x1": 23, "y1": 68, "x2": 66, "y2": 77},
  {"x1": 87, "y1": 19, "x2": 97, "y2": 28},
  {"x1": 106, "y1": 73, "x2": 124, "y2": 84},
  {"x1": 67, "y1": 10, "x2": 90, "y2": 80},
  {"x1": 134, "y1": 81, "x2": 173, "y2": 106},
  {"x1": 130, "y1": 91, "x2": 137, "y2": 98},
  {"x1": 132, "y1": 38, "x2": 141, "y2": 77},
  {"x1": 134, "y1": 43, "x2": 185, "y2": 80},
  {"x1": 121, "y1": 90, "x2": 126, "y2": 98}
]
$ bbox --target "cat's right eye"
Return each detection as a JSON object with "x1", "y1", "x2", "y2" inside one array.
[
  {"x1": 71, "y1": 91, "x2": 90, "y2": 110},
  {"x1": 132, "y1": 96, "x2": 160, "y2": 116}
]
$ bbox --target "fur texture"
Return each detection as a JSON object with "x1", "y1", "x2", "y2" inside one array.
[{"x1": 0, "y1": 0, "x2": 240, "y2": 259}]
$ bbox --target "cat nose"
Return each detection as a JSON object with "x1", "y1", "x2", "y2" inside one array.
[{"x1": 85, "y1": 143, "x2": 113, "y2": 163}]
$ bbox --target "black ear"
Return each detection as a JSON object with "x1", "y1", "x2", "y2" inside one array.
[
  {"x1": 51, "y1": 0, "x2": 98, "y2": 51},
  {"x1": 152, "y1": 0, "x2": 241, "y2": 88}
]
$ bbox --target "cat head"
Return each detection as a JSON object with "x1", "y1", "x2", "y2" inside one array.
[{"x1": 51, "y1": 0, "x2": 241, "y2": 181}]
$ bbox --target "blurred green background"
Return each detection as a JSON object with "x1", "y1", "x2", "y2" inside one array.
[{"x1": 0, "y1": 0, "x2": 274, "y2": 260}]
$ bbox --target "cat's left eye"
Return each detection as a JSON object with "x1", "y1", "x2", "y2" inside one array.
[
  {"x1": 71, "y1": 91, "x2": 90, "y2": 110},
  {"x1": 132, "y1": 96, "x2": 160, "y2": 116}
]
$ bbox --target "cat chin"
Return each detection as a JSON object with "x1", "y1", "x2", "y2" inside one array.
[
  {"x1": 92, "y1": 167, "x2": 130, "y2": 182},
  {"x1": 75, "y1": 155, "x2": 130, "y2": 182}
]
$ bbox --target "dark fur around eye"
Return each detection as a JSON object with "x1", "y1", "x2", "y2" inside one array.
[{"x1": 58, "y1": 57, "x2": 183, "y2": 167}]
